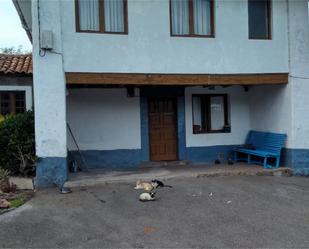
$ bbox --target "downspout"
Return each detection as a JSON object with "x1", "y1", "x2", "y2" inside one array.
[
  {"x1": 12, "y1": 0, "x2": 32, "y2": 42},
  {"x1": 286, "y1": 0, "x2": 291, "y2": 71},
  {"x1": 286, "y1": 0, "x2": 295, "y2": 158}
]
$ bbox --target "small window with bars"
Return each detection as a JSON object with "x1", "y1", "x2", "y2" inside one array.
[{"x1": 0, "y1": 91, "x2": 26, "y2": 116}]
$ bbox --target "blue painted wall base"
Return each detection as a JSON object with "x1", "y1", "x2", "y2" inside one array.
[
  {"x1": 35, "y1": 147, "x2": 309, "y2": 188},
  {"x1": 177, "y1": 96, "x2": 187, "y2": 160},
  {"x1": 71, "y1": 149, "x2": 142, "y2": 170},
  {"x1": 282, "y1": 148, "x2": 309, "y2": 176},
  {"x1": 71, "y1": 146, "x2": 236, "y2": 169},
  {"x1": 140, "y1": 97, "x2": 149, "y2": 162},
  {"x1": 186, "y1": 145, "x2": 237, "y2": 163},
  {"x1": 35, "y1": 157, "x2": 68, "y2": 188}
]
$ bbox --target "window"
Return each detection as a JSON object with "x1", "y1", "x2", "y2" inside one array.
[
  {"x1": 248, "y1": 0, "x2": 271, "y2": 39},
  {"x1": 170, "y1": 0, "x2": 214, "y2": 37},
  {"x1": 75, "y1": 0, "x2": 128, "y2": 34},
  {"x1": 192, "y1": 94, "x2": 230, "y2": 134},
  {"x1": 0, "y1": 92, "x2": 26, "y2": 116}
]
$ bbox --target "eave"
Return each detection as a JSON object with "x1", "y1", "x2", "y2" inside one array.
[
  {"x1": 66, "y1": 72, "x2": 289, "y2": 86},
  {"x1": 12, "y1": 0, "x2": 32, "y2": 43}
]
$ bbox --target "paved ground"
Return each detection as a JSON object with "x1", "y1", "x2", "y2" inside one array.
[
  {"x1": 1, "y1": 176, "x2": 309, "y2": 248},
  {"x1": 65, "y1": 163, "x2": 277, "y2": 188}
]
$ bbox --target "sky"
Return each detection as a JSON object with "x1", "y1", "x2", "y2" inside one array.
[{"x1": 0, "y1": 0, "x2": 32, "y2": 51}]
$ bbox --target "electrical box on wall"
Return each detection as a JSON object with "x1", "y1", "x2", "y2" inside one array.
[{"x1": 41, "y1": 30, "x2": 53, "y2": 50}]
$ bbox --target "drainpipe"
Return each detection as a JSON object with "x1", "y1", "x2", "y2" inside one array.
[
  {"x1": 286, "y1": 0, "x2": 295, "y2": 158},
  {"x1": 286, "y1": 0, "x2": 291, "y2": 71}
]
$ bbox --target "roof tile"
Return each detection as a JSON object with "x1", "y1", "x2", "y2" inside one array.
[{"x1": 0, "y1": 54, "x2": 32, "y2": 75}]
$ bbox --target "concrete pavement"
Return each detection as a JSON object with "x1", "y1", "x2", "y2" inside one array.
[
  {"x1": 1, "y1": 175, "x2": 309, "y2": 248},
  {"x1": 64, "y1": 163, "x2": 281, "y2": 188}
]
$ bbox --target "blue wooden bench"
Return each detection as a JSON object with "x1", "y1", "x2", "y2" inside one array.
[{"x1": 232, "y1": 131, "x2": 287, "y2": 169}]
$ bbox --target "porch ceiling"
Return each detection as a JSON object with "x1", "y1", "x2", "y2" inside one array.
[{"x1": 66, "y1": 72, "x2": 289, "y2": 86}]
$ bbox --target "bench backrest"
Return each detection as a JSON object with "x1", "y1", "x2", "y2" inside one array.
[{"x1": 245, "y1": 130, "x2": 287, "y2": 155}]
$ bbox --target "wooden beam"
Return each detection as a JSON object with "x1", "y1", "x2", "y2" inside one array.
[{"x1": 66, "y1": 72, "x2": 289, "y2": 86}]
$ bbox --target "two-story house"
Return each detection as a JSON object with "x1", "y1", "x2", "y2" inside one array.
[{"x1": 13, "y1": 0, "x2": 309, "y2": 187}]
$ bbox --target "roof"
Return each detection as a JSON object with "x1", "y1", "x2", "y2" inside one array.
[{"x1": 0, "y1": 54, "x2": 32, "y2": 75}]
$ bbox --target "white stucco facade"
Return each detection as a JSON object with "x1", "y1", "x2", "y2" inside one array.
[
  {"x1": 24, "y1": 0, "x2": 309, "y2": 179},
  {"x1": 66, "y1": 84, "x2": 291, "y2": 152},
  {"x1": 67, "y1": 88, "x2": 141, "y2": 150},
  {"x1": 185, "y1": 86, "x2": 251, "y2": 147},
  {"x1": 249, "y1": 84, "x2": 292, "y2": 147},
  {"x1": 32, "y1": 0, "x2": 67, "y2": 158},
  {"x1": 60, "y1": 0, "x2": 289, "y2": 74},
  {"x1": 287, "y1": 0, "x2": 309, "y2": 150}
]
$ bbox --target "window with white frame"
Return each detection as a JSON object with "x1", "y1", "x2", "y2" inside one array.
[
  {"x1": 0, "y1": 91, "x2": 26, "y2": 116},
  {"x1": 76, "y1": 0, "x2": 128, "y2": 34},
  {"x1": 192, "y1": 94, "x2": 230, "y2": 134}
]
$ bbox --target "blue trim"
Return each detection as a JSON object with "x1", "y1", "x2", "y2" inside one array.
[
  {"x1": 68, "y1": 147, "x2": 309, "y2": 176},
  {"x1": 140, "y1": 97, "x2": 149, "y2": 162},
  {"x1": 35, "y1": 157, "x2": 68, "y2": 188},
  {"x1": 282, "y1": 148, "x2": 309, "y2": 176},
  {"x1": 71, "y1": 150, "x2": 141, "y2": 170},
  {"x1": 187, "y1": 145, "x2": 237, "y2": 163},
  {"x1": 177, "y1": 96, "x2": 187, "y2": 160},
  {"x1": 281, "y1": 148, "x2": 293, "y2": 167}
]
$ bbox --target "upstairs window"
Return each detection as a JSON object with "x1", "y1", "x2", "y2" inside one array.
[
  {"x1": 248, "y1": 0, "x2": 271, "y2": 39},
  {"x1": 170, "y1": 0, "x2": 214, "y2": 37},
  {"x1": 192, "y1": 94, "x2": 230, "y2": 134},
  {"x1": 76, "y1": 0, "x2": 128, "y2": 34},
  {"x1": 0, "y1": 92, "x2": 26, "y2": 116}
]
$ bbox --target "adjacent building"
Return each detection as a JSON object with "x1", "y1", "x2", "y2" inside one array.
[{"x1": 0, "y1": 54, "x2": 33, "y2": 116}]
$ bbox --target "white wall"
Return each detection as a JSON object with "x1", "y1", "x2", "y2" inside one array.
[
  {"x1": 29, "y1": 0, "x2": 309, "y2": 158},
  {"x1": 290, "y1": 80, "x2": 309, "y2": 149},
  {"x1": 60, "y1": 0, "x2": 288, "y2": 74},
  {"x1": 32, "y1": 0, "x2": 67, "y2": 158},
  {"x1": 185, "y1": 86, "x2": 251, "y2": 147},
  {"x1": 249, "y1": 84, "x2": 292, "y2": 147},
  {"x1": 0, "y1": 85, "x2": 33, "y2": 111},
  {"x1": 247, "y1": 0, "x2": 309, "y2": 151},
  {"x1": 66, "y1": 88, "x2": 141, "y2": 150},
  {"x1": 287, "y1": 0, "x2": 309, "y2": 150}
]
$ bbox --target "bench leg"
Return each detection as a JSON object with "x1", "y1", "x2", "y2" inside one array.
[
  {"x1": 275, "y1": 156, "x2": 280, "y2": 168},
  {"x1": 263, "y1": 157, "x2": 268, "y2": 169},
  {"x1": 234, "y1": 151, "x2": 238, "y2": 162},
  {"x1": 248, "y1": 154, "x2": 251, "y2": 164}
]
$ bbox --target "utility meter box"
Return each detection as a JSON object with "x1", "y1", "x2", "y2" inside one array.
[{"x1": 41, "y1": 30, "x2": 53, "y2": 50}]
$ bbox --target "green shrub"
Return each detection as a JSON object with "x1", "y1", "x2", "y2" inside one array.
[
  {"x1": 0, "y1": 111, "x2": 36, "y2": 176},
  {"x1": 0, "y1": 168, "x2": 10, "y2": 181}
]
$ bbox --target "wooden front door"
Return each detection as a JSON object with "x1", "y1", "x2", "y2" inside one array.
[{"x1": 149, "y1": 98, "x2": 178, "y2": 161}]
